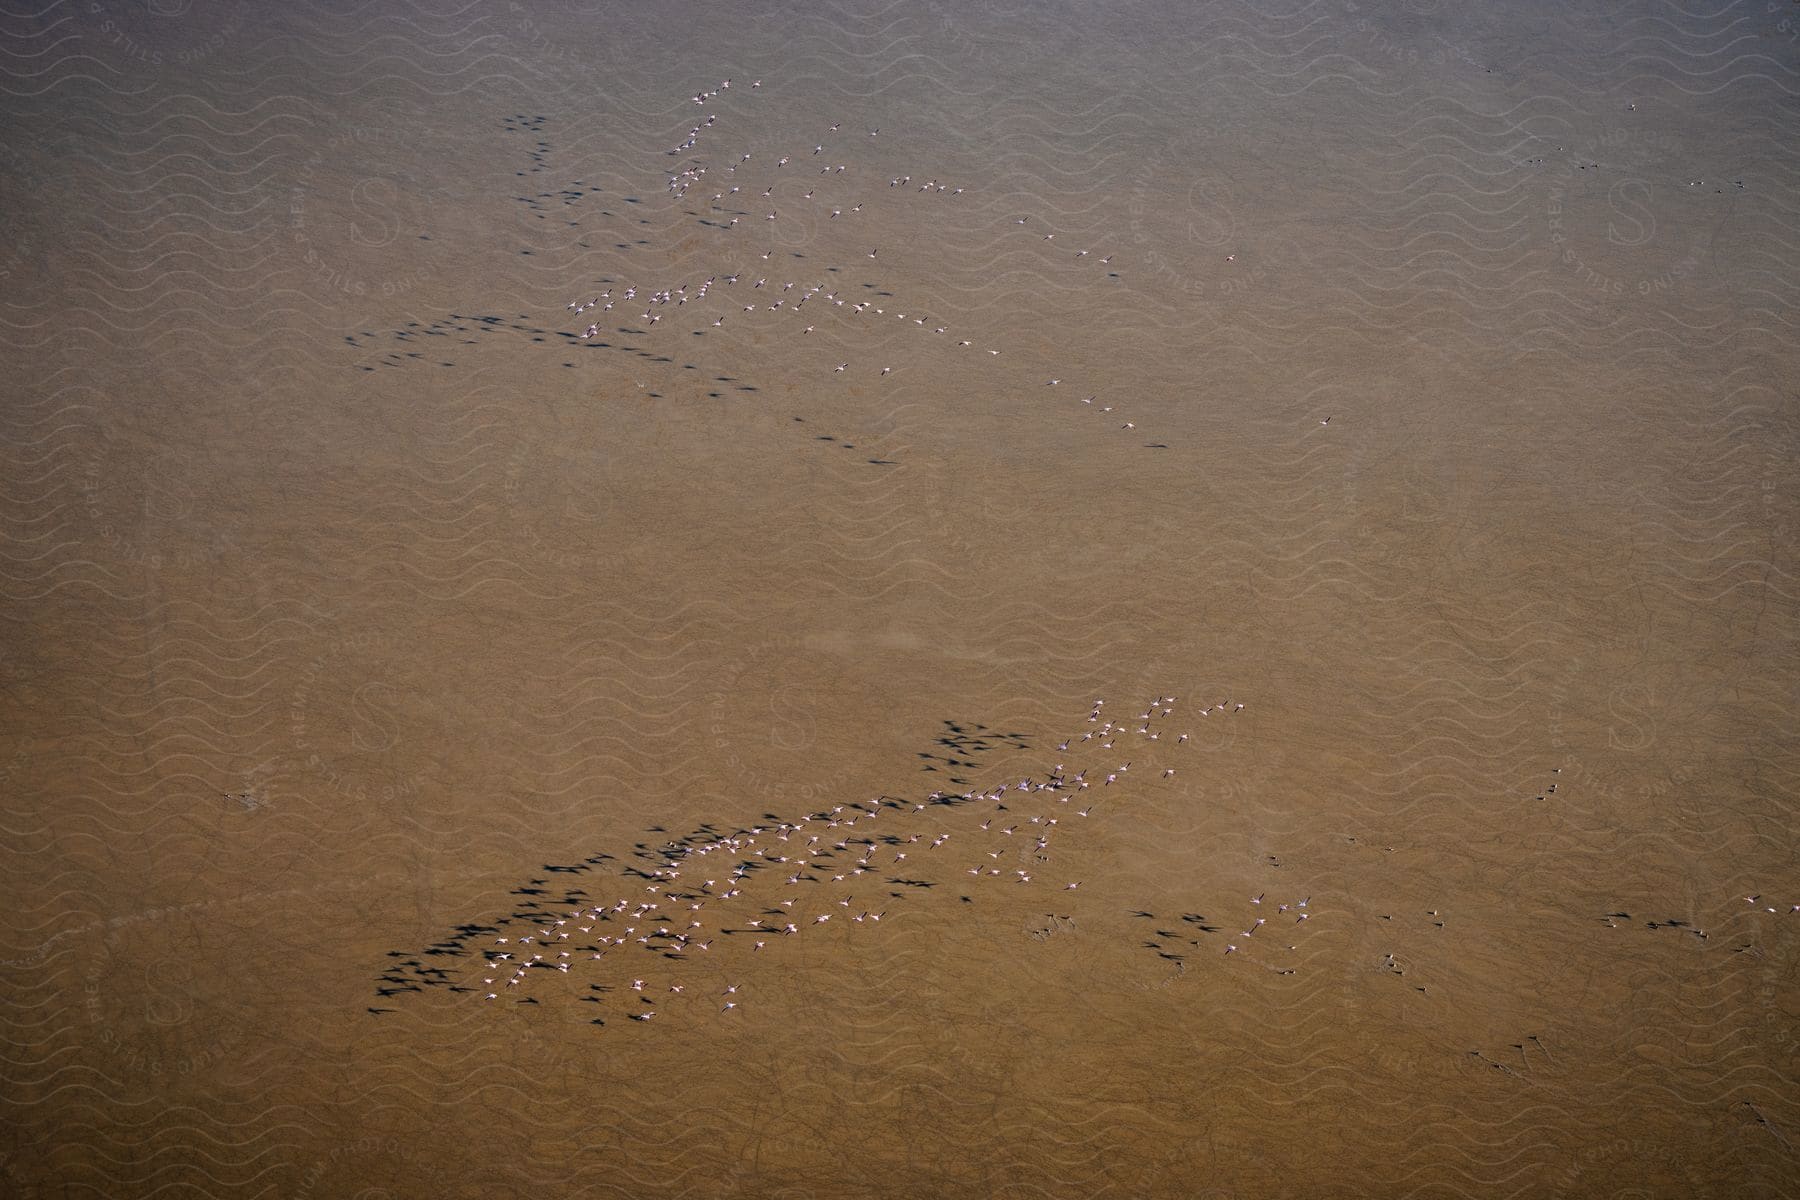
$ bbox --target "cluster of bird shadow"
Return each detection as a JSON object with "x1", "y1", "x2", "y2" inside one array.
[
  {"x1": 919, "y1": 719, "x2": 1029, "y2": 787},
  {"x1": 339, "y1": 286, "x2": 901, "y2": 466},
  {"x1": 502, "y1": 112, "x2": 646, "y2": 236},
  {"x1": 372, "y1": 719, "x2": 1032, "y2": 1015},
  {"x1": 1132, "y1": 909, "x2": 1224, "y2": 970}
]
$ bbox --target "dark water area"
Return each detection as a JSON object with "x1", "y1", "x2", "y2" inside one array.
[{"x1": 2, "y1": 1, "x2": 1796, "y2": 1196}]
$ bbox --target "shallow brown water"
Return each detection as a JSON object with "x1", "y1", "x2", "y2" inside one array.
[{"x1": 3, "y1": 2, "x2": 1797, "y2": 1197}]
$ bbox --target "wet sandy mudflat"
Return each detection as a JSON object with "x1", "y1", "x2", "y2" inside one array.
[{"x1": 1, "y1": 2, "x2": 1796, "y2": 1197}]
